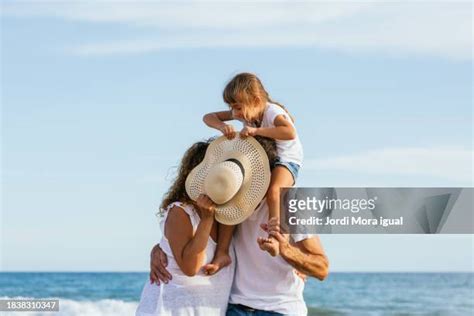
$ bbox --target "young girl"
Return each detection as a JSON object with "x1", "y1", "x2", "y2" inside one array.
[
  {"x1": 203, "y1": 72, "x2": 303, "y2": 257},
  {"x1": 136, "y1": 140, "x2": 234, "y2": 316}
]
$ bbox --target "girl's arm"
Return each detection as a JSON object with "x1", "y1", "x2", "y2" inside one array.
[
  {"x1": 203, "y1": 110, "x2": 233, "y2": 130},
  {"x1": 203, "y1": 110, "x2": 237, "y2": 139},
  {"x1": 251, "y1": 115, "x2": 296, "y2": 140},
  {"x1": 165, "y1": 200, "x2": 215, "y2": 276}
]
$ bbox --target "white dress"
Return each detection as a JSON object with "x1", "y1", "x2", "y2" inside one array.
[{"x1": 136, "y1": 201, "x2": 235, "y2": 316}]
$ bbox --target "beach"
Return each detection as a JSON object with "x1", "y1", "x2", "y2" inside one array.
[{"x1": 1, "y1": 272, "x2": 472, "y2": 315}]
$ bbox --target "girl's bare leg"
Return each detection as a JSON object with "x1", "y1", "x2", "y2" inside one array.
[
  {"x1": 260, "y1": 166, "x2": 294, "y2": 256},
  {"x1": 203, "y1": 224, "x2": 234, "y2": 275}
]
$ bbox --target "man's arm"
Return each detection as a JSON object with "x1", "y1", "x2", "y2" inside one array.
[
  {"x1": 264, "y1": 220, "x2": 329, "y2": 281},
  {"x1": 280, "y1": 236, "x2": 329, "y2": 281}
]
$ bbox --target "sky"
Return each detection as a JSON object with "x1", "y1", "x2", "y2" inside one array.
[{"x1": 1, "y1": 0, "x2": 473, "y2": 272}]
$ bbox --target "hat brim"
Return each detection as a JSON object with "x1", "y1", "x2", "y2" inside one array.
[{"x1": 185, "y1": 136, "x2": 271, "y2": 225}]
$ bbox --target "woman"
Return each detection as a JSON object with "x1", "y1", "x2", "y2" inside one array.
[{"x1": 136, "y1": 136, "x2": 277, "y2": 316}]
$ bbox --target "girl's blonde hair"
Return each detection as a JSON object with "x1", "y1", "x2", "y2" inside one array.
[{"x1": 223, "y1": 72, "x2": 294, "y2": 124}]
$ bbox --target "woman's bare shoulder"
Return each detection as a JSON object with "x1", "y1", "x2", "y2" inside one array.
[{"x1": 164, "y1": 205, "x2": 193, "y2": 240}]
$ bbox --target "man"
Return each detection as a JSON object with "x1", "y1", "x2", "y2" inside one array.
[{"x1": 150, "y1": 199, "x2": 329, "y2": 316}]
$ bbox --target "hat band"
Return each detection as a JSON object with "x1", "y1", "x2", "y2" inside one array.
[{"x1": 226, "y1": 158, "x2": 245, "y2": 178}]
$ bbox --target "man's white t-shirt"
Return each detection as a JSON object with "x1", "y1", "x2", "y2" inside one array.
[{"x1": 229, "y1": 200, "x2": 312, "y2": 315}]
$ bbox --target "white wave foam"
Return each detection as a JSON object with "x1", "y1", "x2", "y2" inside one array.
[{"x1": 1, "y1": 297, "x2": 138, "y2": 316}]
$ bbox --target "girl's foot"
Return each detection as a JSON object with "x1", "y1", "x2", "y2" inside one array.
[{"x1": 202, "y1": 251, "x2": 232, "y2": 275}]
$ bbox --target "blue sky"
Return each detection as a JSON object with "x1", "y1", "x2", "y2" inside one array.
[{"x1": 1, "y1": 1, "x2": 472, "y2": 272}]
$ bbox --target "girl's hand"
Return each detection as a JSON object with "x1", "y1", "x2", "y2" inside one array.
[
  {"x1": 240, "y1": 126, "x2": 258, "y2": 138},
  {"x1": 219, "y1": 124, "x2": 236, "y2": 139},
  {"x1": 195, "y1": 194, "x2": 216, "y2": 219}
]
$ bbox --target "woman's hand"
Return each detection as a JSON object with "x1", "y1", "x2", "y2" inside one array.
[
  {"x1": 150, "y1": 243, "x2": 172, "y2": 285},
  {"x1": 195, "y1": 194, "x2": 216, "y2": 220},
  {"x1": 240, "y1": 126, "x2": 258, "y2": 138},
  {"x1": 219, "y1": 124, "x2": 236, "y2": 139}
]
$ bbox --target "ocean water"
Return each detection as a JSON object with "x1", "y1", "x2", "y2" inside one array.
[{"x1": 0, "y1": 272, "x2": 472, "y2": 316}]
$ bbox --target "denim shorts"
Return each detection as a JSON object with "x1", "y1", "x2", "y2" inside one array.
[
  {"x1": 274, "y1": 157, "x2": 300, "y2": 184},
  {"x1": 226, "y1": 303, "x2": 284, "y2": 316}
]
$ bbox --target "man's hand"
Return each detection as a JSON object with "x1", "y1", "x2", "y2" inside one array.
[
  {"x1": 150, "y1": 243, "x2": 172, "y2": 285},
  {"x1": 261, "y1": 220, "x2": 330, "y2": 281},
  {"x1": 258, "y1": 218, "x2": 308, "y2": 281},
  {"x1": 258, "y1": 217, "x2": 290, "y2": 254}
]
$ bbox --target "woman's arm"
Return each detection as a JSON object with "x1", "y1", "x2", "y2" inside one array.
[{"x1": 165, "y1": 196, "x2": 216, "y2": 276}]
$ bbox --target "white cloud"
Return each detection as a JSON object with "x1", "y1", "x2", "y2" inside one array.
[
  {"x1": 304, "y1": 147, "x2": 473, "y2": 183},
  {"x1": 0, "y1": 1, "x2": 371, "y2": 27},
  {"x1": 1, "y1": 1, "x2": 472, "y2": 59}
]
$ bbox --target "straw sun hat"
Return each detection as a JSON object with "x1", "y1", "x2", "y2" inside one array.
[{"x1": 185, "y1": 136, "x2": 271, "y2": 225}]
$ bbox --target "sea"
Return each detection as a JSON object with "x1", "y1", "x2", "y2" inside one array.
[{"x1": 0, "y1": 272, "x2": 472, "y2": 316}]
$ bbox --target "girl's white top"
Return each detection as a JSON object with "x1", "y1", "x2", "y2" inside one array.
[
  {"x1": 136, "y1": 201, "x2": 235, "y2": 316},
  {"x1": 244, "y1": 103, "x2": 304, "y2": 166}
]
